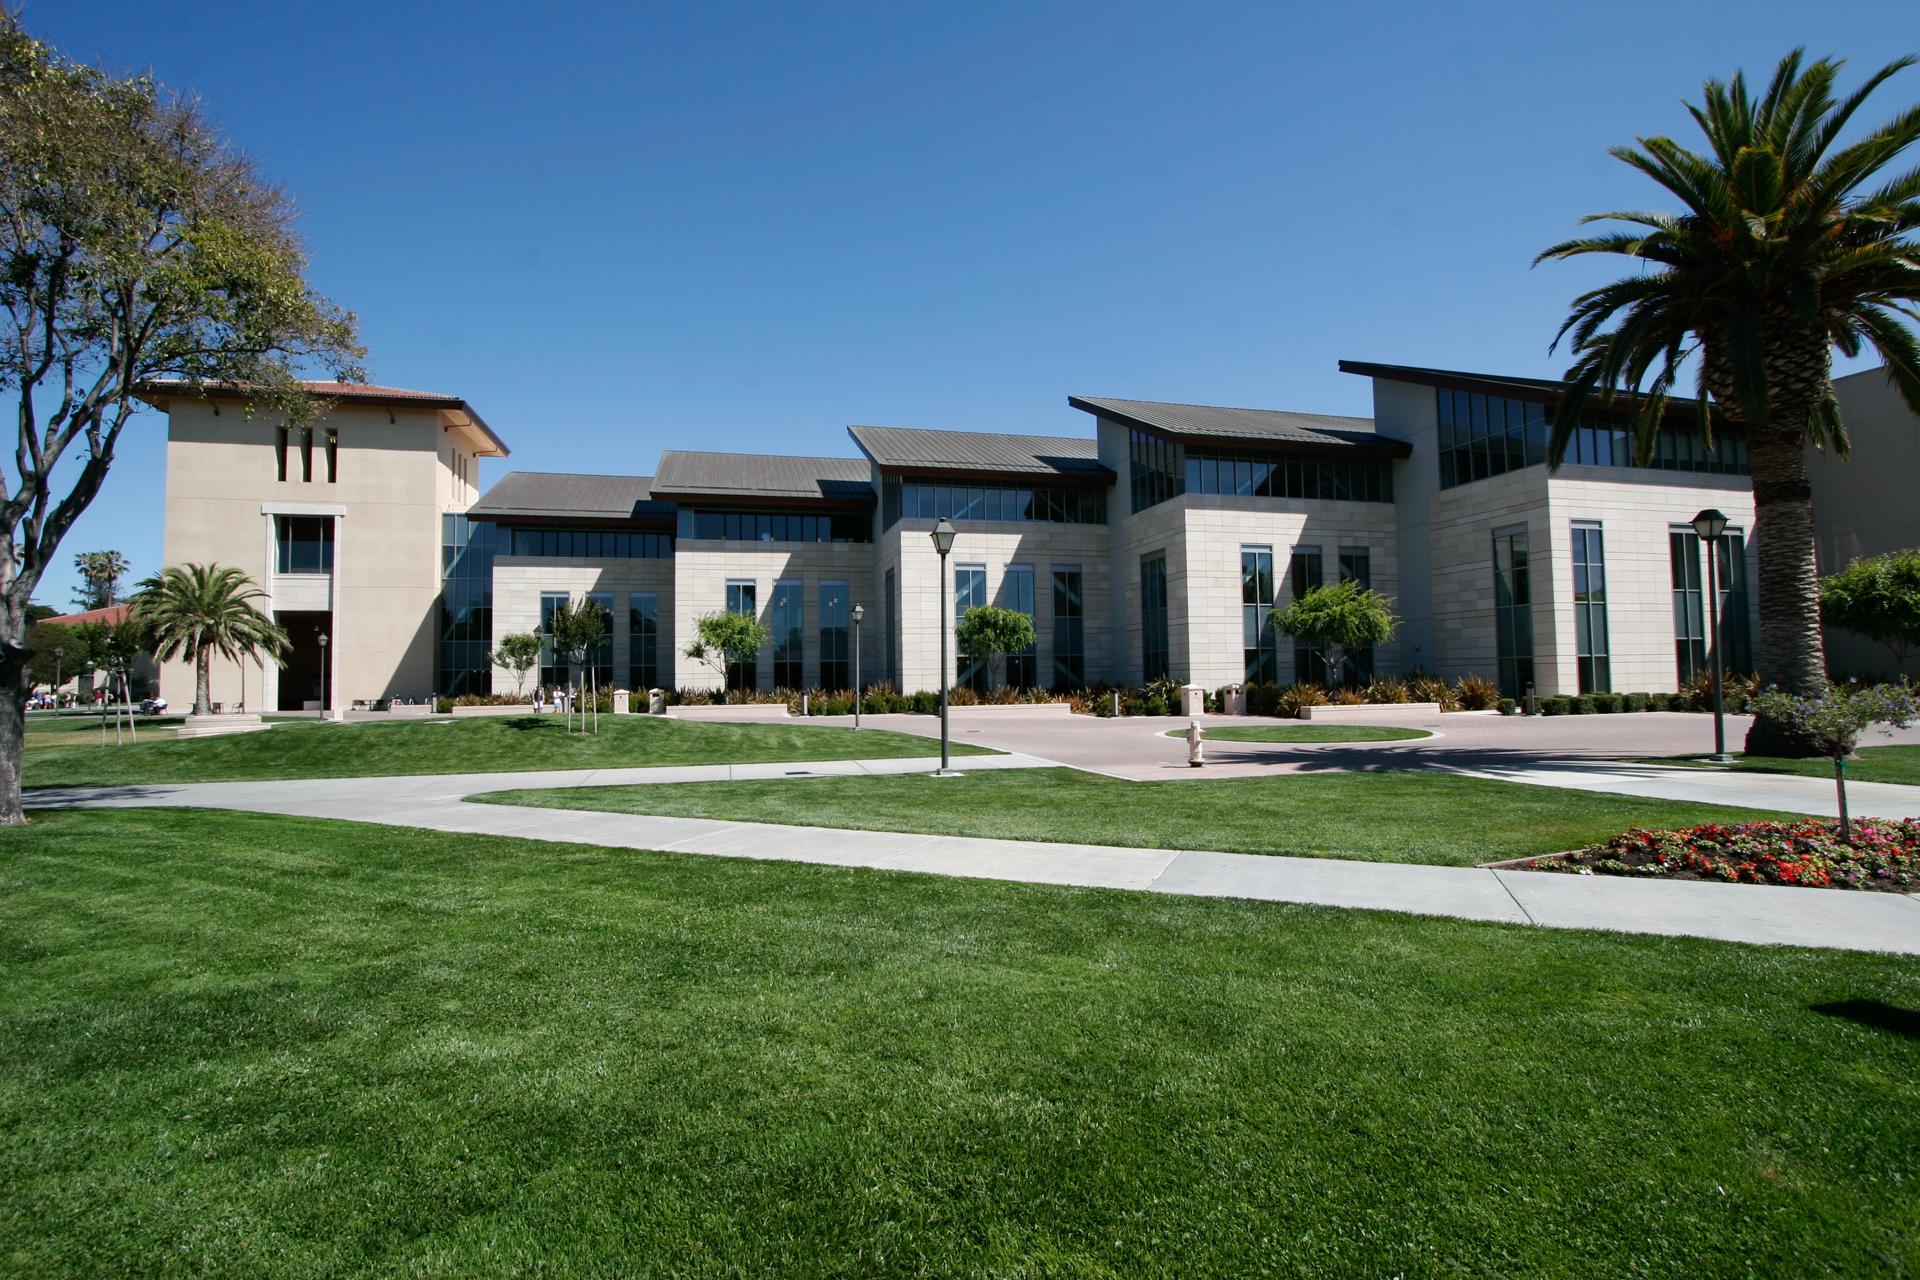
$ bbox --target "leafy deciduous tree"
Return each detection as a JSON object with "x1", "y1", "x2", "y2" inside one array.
[
  {"x1": 953, "y1": 604, "x2": 1035, "y2": 690},
  {"x1": 685, "y1": 611, "x2": 769, "y2": 697},
  {"x1": 1275, "y1": 581, "x2": 1398, "y2": 690},
  {"x1": 490, "y1": 632, "x2": 542, "y2": 699},
  {"x1": 1819, "y1": 548, "x2": 1920, "y2": 678}
]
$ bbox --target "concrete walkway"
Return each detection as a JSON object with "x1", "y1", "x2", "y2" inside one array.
[{"x1": 29, "y1": 752, "x2": 1920, "y2": 957}]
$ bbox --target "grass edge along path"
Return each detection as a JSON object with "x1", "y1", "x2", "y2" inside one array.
[
  {"x1": 2, "y1": 807, "x2": 1916, "y2": 1277},
  {"x1": 22, "y1": 712, "x2": 989, "y2": 788},
  {"x1": 1171, "y1": 724, "x2": 1432, "y2": 743},
  {"x1": 475, "y1": 766, "x2": 1796, "y2": 867},
  {"x1": 1627, "y1": 743, "x2": 1920, "y2": 787}
]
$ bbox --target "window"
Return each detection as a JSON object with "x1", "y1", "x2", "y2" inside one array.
[
  {"x1": 1140, "y1": 553, "x2": 1169, "y2": 680},
  {"x1": 1493, "y1": 526, "x2": 1534, "y2": 699},
  {"x1": 1241, "y1": 547, "x2": 1279, "y2": 685},
  {"x1": 1670, "y1": 528, "x2": 1707, "y2": 684},
  {"x1": 506, "y1": 527, "x2": 672, "y2": 559},
  {"x1": 629, "y1": 593, "x2": 658, "y2": 691},
  {"x1": 586, "y1": 591, "x2": 615, "y2": 689},
  {"x1": 819, "y1": 582, "x2": 850, "y2": 690},
  {"x1": 1572, "y1": 522, "x2": 1610, "y2": 693},
  {"x1": 955, "y1": 564, "x2": 987, "y2": 691},
  {"x1": 1185, "y1": 451, "x2": 1394, "y2": 503},
  {"x1": 539, "y1": 591, "x2": 568, "y2": 688},
  {"x1": 1051, "y1": 567, "x2": 1084, "y2": 690},
  {"x1": 326, "y1": 429, "x2": 339, "y2": 484},
  {"x1": 1338, "y1": 546, "x2": 1374, "y2": 684},
  {"x1": 275, "y1": 516, "x2": 334, "y2": 574},
  {"x1": 677, "y1": 509, "x2": 871, "y2": 543},
  {"x1": 771, "y1": 580, "x2": 803, "y2": 689},
  {"x1": 1003, "y1": 564, "x2": 1037, "y2": 688},
  {"x1": 1130, "y1": 429, "x2": 1181, "y2": 512},
  {"x1": 300, "y1": 427, "x2": 314, "y2": 483},
  {"x1": 1289, "y1": 546, "x2": 1325, "y2": 684},
  {"x1": 275, "y1": 426, "x2": 289, "y2": 482},
  {"x1": 439, "y1": 513, "x2": 503, "y2": 698},
  {"x1": 1716, "y1": 529, "x2": 1752, "y2": 674},
  {"x1": 885, "y1": 568, "x2": 899, "y2": 687},
  {"x1": 1437, "y1": 388, "x2": 1747, "y2": 491},
  {"x1": 881, "y1": 480, "x2": 1107, "y2": 530},
  {"x1": 725, "y1": 580, "x2": 758, "y2": 691}
]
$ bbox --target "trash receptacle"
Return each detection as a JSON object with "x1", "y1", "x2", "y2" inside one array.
[
  {"x1": 1180, "y1": 683, "x2": 1207, "y2": 717},
  {"x1": 648, "y1": 687, "x2": 666, "y2": 716}
]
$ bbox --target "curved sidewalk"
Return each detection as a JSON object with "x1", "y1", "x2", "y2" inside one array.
[{"x1": 27, "y1": 752, "x2": 1920, "y2": 957}]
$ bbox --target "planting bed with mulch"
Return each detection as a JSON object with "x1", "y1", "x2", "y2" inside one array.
[{"x1": 1527, "y1": 819, "x2": 1920, "y2": 891}]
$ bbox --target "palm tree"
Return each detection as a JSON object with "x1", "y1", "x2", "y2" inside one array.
[
  {"x1": 1537, "y1": 50, "x2": 1920, "y2": 755},
  {"x1": 71, "y1": 549, "x2": 132, "y2": 610},
  {"x1": 132, "y1": 564, "x2": 289, "y2": 716}
]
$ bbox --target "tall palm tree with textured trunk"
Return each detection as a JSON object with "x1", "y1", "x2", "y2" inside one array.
[
  {"x1": 132, "y1": 565, "x2": 289, "y2": 716},
  {"x1": 1537, "y1": 50, "x2": 1920, "y2": 755}
]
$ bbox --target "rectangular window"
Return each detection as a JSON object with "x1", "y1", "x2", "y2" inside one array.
[
  {"x1": 1337, "y1": 546, "x2": 1374, "y2": 684},
  {"x1": 1130, "y1": 430, "x2": 1181, "y2": 513},
  {"x1": 1140, "y1": 553, "x2": 1170, "y2": 681},
  {"x1": 725, "y1": 580, "x2": 758, "y2": 691},
  {"x1": 1437, "y1": 390, "x2": 1746, "y2": 490},
  {"x1": 1493, "y1": 526, "x2": 1534, "y2": 699},
  {"x1": 1241, "y1": 547, "x2": 1279, "y2": 685},
  {"x1": 539, "y1": 590, "x2": 569, "y2": 688},
  {"x1": 818, "y1": 582, "x2": 850, "y2": 690},
  {"x1": 300, "y1": 427, "x2": 314, "y2": 483},
  {"x1": 1051, "y1": 567, "x2": 1084, "y2": 690},
  {"x1": 885, "y1": 568, "x2": 899, "y2": 687},
  {"x1": 771, "y1": 580, "x2": 803, "y2": 689},
  {"x1": 629, "y1": 593, "x2": 658, "y2": 691},
  {"x1": 586, "y1": 591, "x2": 615, "y2": 689},
  {"x1": 1670, "y1": 528, "x2": 1707, "y2": 684},
  {"x1": 275, "y1": 426, "x2": 289, "y2": 482},
  {"x1": 1717, "y1": 530, "x2": 1752, "y2": 674},
  {"x1": 1572, "y1": 522, "x2": 1610, "y2": 693},
  {"x1": 275, "y1": 515, "x2": 334, "y2": 575},
  {"x1": 955, "y1": 563, "x2": 988, "y2": 691},
  {"x1": 325, "y1": 429, "x2": 339, "y2": 484},
  {"x1": 1002, "y1": 564, "x2": 1037, "y2": 689},
  {"x1": 1289, "y1": 546, "x2": 1325, "y2": 684}
]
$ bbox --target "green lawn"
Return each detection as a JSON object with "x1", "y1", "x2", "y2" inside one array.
[
  {"x1": 23, "y1": 713, "x2": 981, "y2": 788},
  {"x1": 25, "y1": 713, "x2": 183, "y2": 742},
  {"x1": 479, "y1": 766, "x2": 1794, "y2": 866},
  {"x1": 1634, "y1": 743, "x2": 1920, "y2": 786},
  {"x1": 3, "y1": 809, "x2": 1913, "y2": 1276},
  {"x1": 1172, "y1": 723, "x2": 1431, "y2": 743}
]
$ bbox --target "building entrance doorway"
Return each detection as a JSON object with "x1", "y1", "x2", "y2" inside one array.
[{"x1": 278, "y1": 611, "x2": 332, "y2": 710}]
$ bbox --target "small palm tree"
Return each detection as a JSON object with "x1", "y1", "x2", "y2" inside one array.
[
  {"x1": 1537, "y1": 50, "x2": 1920, "y2": 754},
  {"x1": 132, "y1": 564, "x2": 289, "y2": 716}
]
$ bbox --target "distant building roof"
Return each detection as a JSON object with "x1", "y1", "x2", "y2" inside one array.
[
  {"x1": 44, "y1": 603, "x2": 133, "y2": 627},
  {"x1": 133, "y1": 378, "x2": 509, "y2": 457},
  {"x1": 848, "y1": 424, "x2": 1114, "y2": 484},
  {"x1": 1067, "y1": 395, "x2": 1407, "y2": 457},
  {"x1": 1337, "y1": 360, "x2": 1708, "y2": 421},
  {"x1": 651, "y1": 451, "x2": 877, "y2": 506},
  {"x1": 468, "y1": 472, "x2": 667, "y2": 523}
]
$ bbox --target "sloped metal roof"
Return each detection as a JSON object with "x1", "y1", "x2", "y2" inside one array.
[
  {"x1": 1336, "y1": 360, "x2": 1707, "y2": 420},
  {"x1": 651, "y1": 451, "x2": 877, "y2": 504},
  {"x1": 1068, "y1": 395, "x2": 1403, "y2": 455},
  {"x1": 847, "y1": 424, "x2": 1114, "y2": 481},
  {"x1": 468, "y1": 472, "x2": 661, "y2": 521}
]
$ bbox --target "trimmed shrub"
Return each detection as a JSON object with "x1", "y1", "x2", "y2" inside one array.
[
  {"x1": 1454, "y1": 673, "x2": 1502, "y2": 711},
  {"x1": 1590, "y1": 692, "x2": 1620, "y2": 714},
  {"x1": 1621, "y1": 692, "x2": 1647, "y2": 712},
  {"x1": 1497, "y1": 697, "x2": 1518, "y2": 716},
  {"x1": 1540, "y1": 695, "x2": 1572, "y2": 716},
  {"x1": 1572, "y1": 695, "x2": 1596, "y2": 715}
]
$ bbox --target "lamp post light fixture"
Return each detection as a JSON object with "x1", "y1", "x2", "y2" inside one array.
[
  {"x1": 852, "y1": 602, "x2": 865, "y2": 730},
  {"x1": 929, "y1": 517, "x2": 960, "y2": 776},
  {"x1": 1691, "y1": 508, "x2": 1731, "y2": 762},
  {"x1": 53, "y1": 646, "x2": 63, "y2": 696},
  {"x1": 316, "y1": 630, "x2": 330, "y2": 720}
]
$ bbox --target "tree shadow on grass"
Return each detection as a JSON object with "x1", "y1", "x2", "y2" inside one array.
[
  {"x1": 501, "y1": 716, "x2": 556, "y2": 732},
  {"x1": 1811, "y1": 999, "x2": 1920, "y2": 1039}
]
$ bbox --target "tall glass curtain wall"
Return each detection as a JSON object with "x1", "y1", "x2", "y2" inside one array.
[
  {"x1": 1140, "y1": 554, "x2": 1170, "y2": 681},
  {"x1": 1002, "y1": 565, "x2": 1037, "y2": 688},
  {"x1": 1051, "y1": 568, "x2": 1084, "y2": 689},
  {"x1": 1338, "y1": 547, "x2": 1373, "y2": 683},
  {"x1": 1289, "y1": 548, "x2": 1325, "y2": 684},
  {"x1": 771, "y1": 582, "x2": 803, "y2": 689},
  {"x1": 1242, "y1": 548, "x2": 1279, "y2": 684},
  {"x1": 629, "y1": 595, "x2": 658, "y2": 692},
  {"x1": 1492, "y1": 527, "x2": 1534, "y2": 699},
  {"x1": 1670, "y1": 528, "x2": 1751, "y2": 683},
  {"x1": 1130, "y1": 427, "x2": 1394, "y2": 513},
  {"x1": 725, "y1": 581, "x2": 757, "y2": 691},
  {"x1": 955, "y1": 565, "x2": 988, "y2": 691},
  {"x1": 819, "y1": 583, "x2": 849, "y2": 689},
  {"x1": 538, "y1": 591, "x2": 568, "y2": 688},
  {"x1": 1436, "y1": 388, "x2": 1749, "y2": 490},
  {"x1": 1572, "y1": 523, "x2": 1610, "y2": 693},
  {"x1": 440, "y1": 514, "x2": 503, "y2": 698},
  {"x1": 882, "y1": 479, "x2": 1105, "y2": 528}
]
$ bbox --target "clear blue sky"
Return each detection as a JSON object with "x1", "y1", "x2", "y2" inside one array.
[{"x1": 30, "y1": 0, "x2": 1916, "y2": 609}]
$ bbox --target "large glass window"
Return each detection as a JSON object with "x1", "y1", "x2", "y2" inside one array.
[
  {"x1": 1492, "y1": 526, "x2": 1534, "y2": 699},
  {"x1": 955, "y1": 564, "x2": 988, "y2": 691},
  {"x1": 1186, "y1": 452, "x2": 1393, "y2": 503},
  {"x1": 726, "y1": 580, "x2": 758, "y2": 691},
  {"x1": 1242, "y1": 547, "x2": 1279, "y2": 684},
  {"x1": 1140, "y1": 553, "x2": 1170, "y2": 681},
  {"x1": 1338, "y1": 546, "x2": 1374, "y2": 684},
  {"x1": 538, "y1": 590, "x2": 569, "y2": 688},
  {"x1": 275, "y1": 516, "x2": 334, "y2": 574},
  {"x1": 1438, "y1": 388, "x2": 1747, "y2": 491},
  {"x1": 506, "y1": 526, "x2": 672, "y2": 559},
  {"x1": 586, "y1": 591, "x2": 615, "y2": 689},
  {"x1": 676, "y1": 509, "x2": 870, "y2": 543},
  {"x1": 1670, "y1": 528, "x2": 1707, "y2": 683},
  {"x1": 1002, "y1": 564, "x2": 1037, "y2": 689},
  {"x1": 771, "y1": 580, "x2": 803, "y2": 689},
  {"x1": 1051, "y1": 567, "x2": 1084, "y2": 690},
  {"x1": 885, "y1": 568, "x2": 899, "y2": 686},
  {"x1": 1289, "y1": 546, "x2": 1326, "y2": 684},
  {"x1": 1572, "y1": 522, "x2": 1610, "y2": 693},
  {"x1": 1131, "y1": 430, "x2": 1181, "y2": 512},
  {"x1": 629, "y1": 593, "x2": 658, "y2": 691},
  {"x1": 439, "y1": 513, "x2": 503, "y2": 698},
  {"x1": 818, "y1": 582, "x2": 850, "y2": 690},
  {"x1": 1717, "y1": 530, "x2": 1752, "y2": 674},
  {"x1": 882, "y1": 480, "x2": 1105, "y2": 530}
]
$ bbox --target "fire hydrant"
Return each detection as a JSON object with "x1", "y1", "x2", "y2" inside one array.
[{"x1": 1186, "y1": 719, "x2": 1205, "y2": 768}]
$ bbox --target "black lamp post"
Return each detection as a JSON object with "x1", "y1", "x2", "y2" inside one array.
[
  {"x1": 1691, "y1": 508, "x2": 1731, "y2": 762},
  {"x1": 852, "y1": 602, "x2": 865, "y2": 730},
  {"x1": 930, "y1": 517, "x2": 959, "y2": 776},
  {"x1": 317, "y1": 630, "x2": 330, "y2": 719},
  {"x1": 53, "y1": 646, "x2": 63, "y2": 696}
]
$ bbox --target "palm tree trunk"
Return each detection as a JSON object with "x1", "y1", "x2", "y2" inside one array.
[
  {"x1": 194, "y1": 643, "x2": 212, "y2": 717},
  {"x1": 1743, "y1": 424, "x2": 1829, "y2": 756}
]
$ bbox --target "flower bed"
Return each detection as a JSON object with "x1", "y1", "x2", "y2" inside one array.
[{"x1": 1529, "y1": 820, "x2": 1920, "y2": 892}]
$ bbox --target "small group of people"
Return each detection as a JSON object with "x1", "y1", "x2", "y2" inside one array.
[{"x1": 530, "y1": 686, "x2": 571, "y2": 713}]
